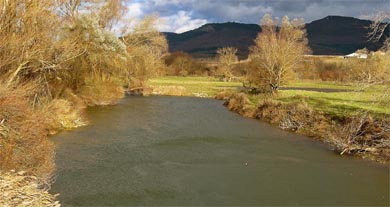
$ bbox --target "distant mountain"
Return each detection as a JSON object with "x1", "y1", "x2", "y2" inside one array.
[{"x1": 164, "y1": 16, "x2": 388, "y2": 58}]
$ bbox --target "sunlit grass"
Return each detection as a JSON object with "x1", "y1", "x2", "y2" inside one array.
[
  {"x1": 149, "y1": 76, "x2": 241, "y2": 96},
  {"x1": 277, "y1": 90, "x2": 389, "y2": 117},
  {"x1": 285, "y1": 80, "x2": 356, "y2": 90},
  {"x1": 150, "y1": 76, "x2": 389, "y2": 117}
]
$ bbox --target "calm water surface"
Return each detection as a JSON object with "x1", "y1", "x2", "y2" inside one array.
[{"x1": 51, "y1": 96, "x2": 389, "y2": 206}]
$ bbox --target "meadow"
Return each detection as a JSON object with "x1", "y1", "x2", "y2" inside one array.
[{"x1": 149, "y1": 76, "x2": 390, "y2": 118}]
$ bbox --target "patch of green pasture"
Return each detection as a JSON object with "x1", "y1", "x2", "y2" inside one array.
[
  {"x1": 276, "y1": 90, "x2": 389, "y2": 117},
  {"x1": 149, "y1": 76, "x2": 389, "y2": 117},
  {"x1": 149, "y1": 76, "x2": 241, "y2": 96},
  {"x1": 284, "y1": 81, "x2": 356, "y2": 90}
]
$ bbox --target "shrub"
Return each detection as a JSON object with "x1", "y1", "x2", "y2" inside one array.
[
  {"x1": 59, "y1": 15, "x2": 128, "y2": 92},
  {"x1": 0, "y1": 83, "x2": 54, "y2": 180},
  {"x1": 223, "y1": 93, "x2": 255, "y2": 117},
  {"x1": 43, "y1": 99, "x2": 87, "y2": 133},
  {"x1": 316, "y1": 59, "x2": 349, "y2": 81},
  {"x1": 77, "y1": 75, "x2": 125, "y2": 106}
]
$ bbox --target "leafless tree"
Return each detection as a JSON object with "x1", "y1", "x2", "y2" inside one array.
[
  {"x1": 369, "y1": 11, "x2": 390, "y2": 50},
  {"x1": 217, "y1": 47, "x2": 238, "y2": 82},
  {"x1": 249, "y1": 14, "x2": 310, "y2": 94}
]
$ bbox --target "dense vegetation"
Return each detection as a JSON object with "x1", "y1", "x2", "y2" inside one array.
[{"x1": 0, "y1": 0, "x2": 167, "y2": 181}]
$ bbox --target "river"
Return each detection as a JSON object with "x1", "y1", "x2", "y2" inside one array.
[{"x1": 51, "y1": 96, "x2": 389, "y2": 206}]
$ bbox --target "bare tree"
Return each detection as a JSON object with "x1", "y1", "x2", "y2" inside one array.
[
  {"x1": 217, "y1": 47, "x2": 238, "y2": 82},
  {"x1": 369, "y1": 11, "x2": 390, "y2": 50},
  {"x1": 367, "y1": 10, "x2": 390, "y2": 107},
  {"x1": 0, "y1": 0, "x2": 68, "y2": 91},
  {"x1": 249, "y1": 14, "x2": 310, "y2": 93},
  {"x1": 97, "y1": 0, "x2": 129, "y2": 30}
]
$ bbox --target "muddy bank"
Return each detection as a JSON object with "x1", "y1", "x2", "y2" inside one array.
[{"x1": 216, "y1": 91, "x2": 390, "y2": 163}]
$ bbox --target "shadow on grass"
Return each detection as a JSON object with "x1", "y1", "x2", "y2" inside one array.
[{"x1": 277, "y1": 96, "x2": 389, "y2": 118}]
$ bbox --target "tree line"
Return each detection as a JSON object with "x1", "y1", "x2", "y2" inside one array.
[{"x1": 215, "y1": 14, "x2": 390, "y2": 94}]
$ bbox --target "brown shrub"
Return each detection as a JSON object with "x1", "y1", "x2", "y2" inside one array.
[
  {"x1": 340, "y1": 115, "x2": 390, "y2": 158},
  {"x1": 255, "y1": 98, "x2": 284, "y2": 124},
  {"x1": 42, "y1": 99, "x2": 87, "y2": 133},
  {"x1": 77, "y1": 76, "x2": 124, "y2": 106},
  {"x1": 215, "y1": 91, "x2": 234, "y2": 100},
  {"x1": 0, "y1": 83, "x2": 54, "y2": 180},
  {"x1": 223, "y1": 93, "x2": 255, "y2": 118}
]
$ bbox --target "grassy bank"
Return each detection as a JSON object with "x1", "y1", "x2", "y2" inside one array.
[
  {"x1": 149, "y1": 76, "x2": 241, "y2": 97},
  {"x1": 150, "y1": 76, "x2": 389, "y2": 118},
  {"x1": 149, "y1": 76, "x2": 390, "y2": 162}
]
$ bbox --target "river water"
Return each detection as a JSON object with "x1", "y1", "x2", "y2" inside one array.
[{"x1": 51, "y1": 96, "x2": 389, "y2": 206}]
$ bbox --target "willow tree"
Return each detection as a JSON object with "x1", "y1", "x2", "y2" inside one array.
[
  {"x1": 55, "y1": 0, "x2": 132, "y2": 105},
  {"x1": 122, "y1": 16, "x2": 168, "y2": 88},
  {"x1": 0, "y1": 0, "x2": 64, "y2": 89},
  {"x1": 249, "y1": 14, "x2": 310, "y2": 93},
  {"x1": 217, "y1": 47, "x2": 238, "y2": 82}
]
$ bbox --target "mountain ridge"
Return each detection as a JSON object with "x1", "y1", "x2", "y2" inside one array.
[{"x1": 164, "y1": 16, "x2": 388, "y2": 58}]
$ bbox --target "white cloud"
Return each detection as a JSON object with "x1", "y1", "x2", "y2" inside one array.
[
  {"x1": 126, "y1": 3, "x2": 143, "y2": 19},
  {"x1": 157, "y1": 11, "x2": 208, "y2": 33},
  {"x1": 215, "y1": 3, "x2": 273, "y2": 21}
]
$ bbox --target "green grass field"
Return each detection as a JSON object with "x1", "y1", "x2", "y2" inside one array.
[
  {"x1": 149, "y1": 76, "x2": 241, "y2": 96},
  {"x1": 149, "y1": 76, "x2": 390, "y2": 118}
]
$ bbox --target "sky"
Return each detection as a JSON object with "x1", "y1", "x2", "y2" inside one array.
[{"x1": 125, "y1": 0, "x2": 390, "y2": 33}]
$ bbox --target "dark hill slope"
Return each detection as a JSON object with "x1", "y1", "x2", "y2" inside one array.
[
  {"x1": 306, "y1": 16, "x2": 384, "y2": 55},
  {"x1": 164, "y1": 22, "x2": 261, "y2": 58},
  {"x1": 164, "y1": 16, "x2": 387, "y2": 58}
]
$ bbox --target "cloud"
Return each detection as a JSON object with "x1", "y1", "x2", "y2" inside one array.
[
  {"x1": 157, "y1": 11, "x2": 208, "y2": 33},
  {"x1": 126, "y1": 3, "x2": 143, "y2": 19},
  {"x1": 210, "y1": 3, "x2": 273, "y2": 22},
  {"x1": 123, "y1": 0, "x2": 390, "y2": 33}
]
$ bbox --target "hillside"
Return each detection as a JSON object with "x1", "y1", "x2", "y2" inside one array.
[{"x1": 164, "y1": 16, "x2": 387, "y2": 58}]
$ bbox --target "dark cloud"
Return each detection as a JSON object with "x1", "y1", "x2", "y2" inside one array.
[{"x1": 128, "y1": 0, "x2": 390, "y2": 32}]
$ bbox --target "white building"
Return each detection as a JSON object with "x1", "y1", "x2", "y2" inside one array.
[{"x1": 344, "y1": 53, "x2": 368, "y2": 59}]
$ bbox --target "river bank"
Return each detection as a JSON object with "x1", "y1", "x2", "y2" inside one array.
[
  {"x1": 148, "y1": 76, "x2": 390, "y2": 163},
  {"x1": 0, "y1": 171, "x2": 59, "y2": 207},
  {"x1": 216, "y1": 92, "x2": 390, "y2": 163},
  {"x1": 0, "y1": 84, "x2": 122, "y2": 206},
  {"x1": 2, "y1": 76, "x2": 387, "y2": 206}
]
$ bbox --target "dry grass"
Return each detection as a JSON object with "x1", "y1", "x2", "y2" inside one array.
[
  {"x1": 223, "y1": 92, "x2": 255, "y2": 118},
  {"x1": 0, "y1": 172, "x2": 59, "y2": 207},
  {"x1": 149, "y1": 76, "x2": 241, "y2": 97},
  {"x1": 43, "y1": 99, "x2": 87, "y2": 133},
  {"x1": 151, "y1": 85, "x2": 189, "y2": 96},
  {"x1": 0, "y1": 83, "x2": 55, "y2": 180}
]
